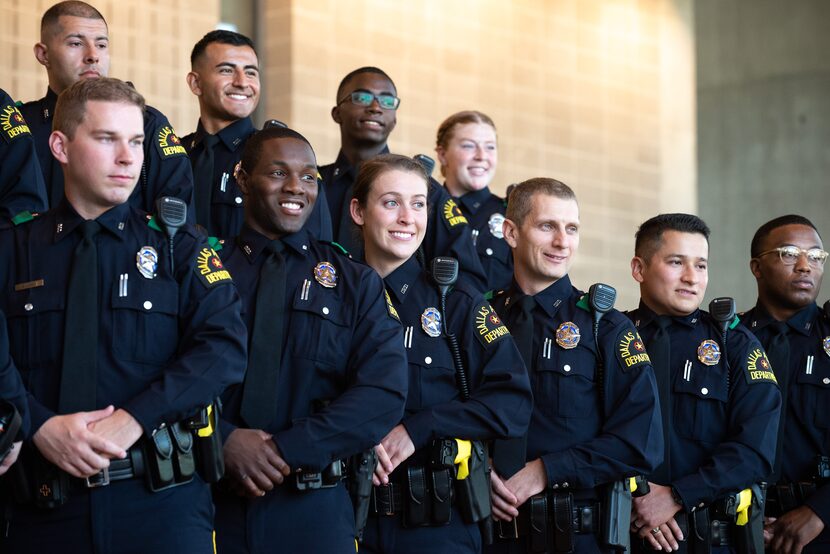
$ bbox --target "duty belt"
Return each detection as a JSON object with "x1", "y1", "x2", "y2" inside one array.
[
  {"x1": 79, "y1": 447, "x2": 143, "y2": 489},
  {"x1": 495, "y1": 497, "x2": 601, "y2": 539},
  {"x1": 766, "y1": 482, "x2": 817, "y2": 517}
]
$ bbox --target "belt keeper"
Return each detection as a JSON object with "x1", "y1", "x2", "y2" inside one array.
[{"x1": 552, "y1": 493, "x2": 574, "y2": 553}]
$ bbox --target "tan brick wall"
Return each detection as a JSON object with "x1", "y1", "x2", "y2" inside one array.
[
  {"x1": 2, "y1": 0, "x2": 220, "y2": 138},
  {"x1": 264, "y1": 0, "x2": 696, "y2": 307}
]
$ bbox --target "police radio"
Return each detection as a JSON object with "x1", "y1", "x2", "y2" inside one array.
[
  {"x1": 431, "y1": 257, "x2": 468, "y2": 400},
  {"x1": 588, "y1": 283, "x2": 616, "y2": 408},
  {"x1": 414, "y1": 154, "x2": 435, "y2": 179},
  {"x1": 709, "y1": 297, "x2": 736, "y2": 387},
  {"x1": 155, "y1": 196, "x2": 187, "y2": 272}
]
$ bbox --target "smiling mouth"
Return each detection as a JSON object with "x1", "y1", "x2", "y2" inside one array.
[
  {"x1": 226, "y1": 92, "x2": 251, "y2": 101},
  {"x1": 280, "y1": 201, "x2": 303, "y2": 212},
  {"x1": 676, "y1": 289, "x2": 697, "y2": 296},
  {"x1": 468, "y1": 166, "x2": 488, "y2": 175},
  {"x1": 390, "y1": 231, "x2": 414, "y2": 240},
  {"x1": 360, "y1": 120, "x2": 384, "y2": 129}
]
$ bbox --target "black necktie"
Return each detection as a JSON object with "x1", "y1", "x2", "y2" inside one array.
[
  {"x1": 59, "y1": 220, "x2": 101, "y2": 413},
  {"x1": 193, "y1": 134, "x2": 220, "y2": 232},
  {"x1": 492, "y1": 294, "x2": 535, "y2": 478},
  {"x1": 240, "y1": 241, "x2": 287, "y2": 430},
  {"x1": 768, "y1": 321, "x2": 790, "y2": 481},
  {"x1": 649, "y1": 315, "x2": 673, "y2": 484}
]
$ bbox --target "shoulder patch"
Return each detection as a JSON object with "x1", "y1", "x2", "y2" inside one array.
[
  {"x1": 616, "y1": 329, "x2": 651, "y2": 371},
  {"x1": 442, "y1": 198, "x2": 468, "y2": 228},
  {"x1": 195, "y1": 247, "x2": 233, "y2": 287},
  {"x1": 745, "y1": 347, "x2": 778, "y2": 385},
  {"x1": 474, "y1": 301, "x2": 510, "y2": 348},
  {"x1": 11, "y1": 211, "x2": 37, "y2": 226},
  {"x1": 1, "y1": 103, "x2": 31, "y2": 143},
  {"x1": 384, "y1": 290, "x2": 400, "y2": 322},
  {"x1": 155, "y1": 125, "x2": 187, "y2": 159}
]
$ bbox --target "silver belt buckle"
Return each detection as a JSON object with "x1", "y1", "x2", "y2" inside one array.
[{"x1": 85, "y1": 467, "x2": 110, "y2": 488}]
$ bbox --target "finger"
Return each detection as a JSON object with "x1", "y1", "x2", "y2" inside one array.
[
  {"x1": 240, "y1": 473, "x2": 266, "y2": 497},
  {"x1": 643, "y1": 532, "x2": 662, "y2": 551},
  {"x1": 375, "y1": 445, "x2": 394, "y2": 474},
  {"x1": 491, "y1": 473, "x2": 518, "y2": 506},
  {"x1": 81, "y1": 405, "x2": 116, "y2": 423},
  {"x1": 666, "y1": 518, "x2": 684, "y2": 544},
  {"x1": 86, "y1": 432, "x2": 126, "y2": 459},
  {"x1": 257, "y1": 460, "x2": 285, "y2": 486},
  {"x1": 491, "y1": 506, "x2": 513, "y2": 521},
  {"x1": 261, "y1": 446, "x2": 290, "y2": 476},
  {"x1": 490, "y1": 492, "x2": 519, "y2": 518},
  {"x1": 654, "y1": 528, "x2": 673, "y2": 552},
  {"x1": 374, "y1": 466, "x2": 390, "y2": 486}
]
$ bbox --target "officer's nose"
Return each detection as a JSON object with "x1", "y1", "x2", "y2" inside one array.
[
  {"x1": 116, "y1": 140, "x2": 136, "y2": 166},
  {"x1": 84, "y1": 44, "x2": 99, "y2": 65},
  {"x1": 794, "y1": 252, "x2": 812, "y2": 273}
]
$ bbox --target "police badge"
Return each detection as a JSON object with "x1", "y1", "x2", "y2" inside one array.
[
  {"x1": 313, "y1": 261, "x2": 337, "y2": 288},
  {"x1": 697, "y1": 339, "x2": 721, "y2": 366},
  {"x1": 555, "y1": 322, "x2": 580, "y2": 349},
  {"x1": 421, "y1": 307, "x2": 442, "y2": 338},
  {"x1": 136, "y1": 246, "x2": 158, "y2": 279},
  {"x1": 823, "y1": 336, "x2": 830, "y2": 358},
  {"x1": 488, "y1": 213, "x2": 505, "y2": 239}
]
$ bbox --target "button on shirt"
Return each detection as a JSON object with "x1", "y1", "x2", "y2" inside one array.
[
  {"x1": 0, "y1": 200, "x2": 247, "y2": 435},
  {"x1": 383, "y1": 256, "x2": 531, "y2": 456},
  {"x1": 219, "y1": 225, "x2": 408, "y2": 471},
  {"x1": 492, "y1": 275, "x2": 663, "y2": 490},
  {"x1": 454, "y1": 186, "x2": 513, "y2": 291},
  {"x1": 629, "y1": 304, "x2": 782, "y2": 509}
]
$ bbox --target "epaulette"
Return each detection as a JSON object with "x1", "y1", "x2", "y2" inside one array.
[
  {"x1": 11, "y1": 211, "x2": 38, "y2": 226},
  {"x1": 576, "y1": 293, "x2": 590, "y2": 312},
  {"x1": 145, "y1": 213, "x2": 163, "y2": 232},
  {"x1": 208, "y1": 236, "x2": 224, "y2": 251}
]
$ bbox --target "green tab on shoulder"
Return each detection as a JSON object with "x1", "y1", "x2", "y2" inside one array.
[
  {"x1": 208, "y1": 236, "x2": 223, "y2": 251},
  {"x1": 146, "y1": 215, "x2": 163, "y2": 232},
  {"x1": 729, "y1": 315, "x2": 740, "y2": 330},
  {"x1": 329, "y1": 241, "x2": 349, "y2": 256},
  {"x1": 14, "y1": 100, "x2": 22, "y2": 107},
  {"x1": 483, "y1": 290, "x2": 494, "y2": 301},
  {"x1": 576, "y1": 294, "x2": 590, "y2": 312},
  {"x1": 11, "y1": 211, "x2": 35, "y2": 225}
]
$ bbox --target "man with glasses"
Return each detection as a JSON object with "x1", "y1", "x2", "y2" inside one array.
[
  {"x1": 309, "y1": 66, "x2": 486, "y2": 288},
  {"x1": 743, "y1": 215, "x2": 830, "y2": 553}
]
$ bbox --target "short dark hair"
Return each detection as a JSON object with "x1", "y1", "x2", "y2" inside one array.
[
  {"x1": 54, "y1": 77, "x2": 144, "y2": 139},
  {"x1": 750, "y1": 214, "x2": 821, "y2": 258},
  {"x1": 336, "y1": 67, "x2": 396, "y2": 102},
  {"x1": 42, "y1": 1, "x2": 106, "y2": 40},
  {"x1": 240, "y1": 126, "x2": 315, "y2": 173},
  {"x1": 635, "y1": 213, "x2": 710, "y2": 260},
  {"x1": 190, "y1": 29, "x2": 257, "y2": 66},
  {"x1": 506, "y1": 178, "x2": 576, "y2": 227},
  {"x1": 352, "y1": 154, "x2": 428, "y2": 208}
]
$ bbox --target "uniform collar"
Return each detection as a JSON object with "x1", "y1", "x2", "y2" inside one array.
[
  {"x1": 501, "y1": 274, "x2": 573, "y2": 319},
  {"x1": 192, "y1": 117, "x2": 255, "y2": 151},
  {"x1": 52, "y1": 199, "x2": 132, "y2": 243},
  {"x1": 331, "y1": 145, "x2": 391, "y2": 180},
  {"x1": 632, "y1": 301, "x2": 700, "y2": 329},
  {"x1": 39, "y1": 88, "x2": 59, "y2": 121},
  {"x1": 384, "y1": 256, "x2": 422, "y2": 304},
  {"x1": 235, "y1": 225, "x2": 311, "y2": 263},
  {"x1": 745, "y1": 302, "x2": 817, "y2": 336},
  {"x1": 455, "y1": 186, "x2": 493, "y2": 214}
]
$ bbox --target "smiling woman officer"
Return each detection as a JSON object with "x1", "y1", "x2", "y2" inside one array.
[{"x1": 349, "y1": 153, "x2": 531, "y2": 554}]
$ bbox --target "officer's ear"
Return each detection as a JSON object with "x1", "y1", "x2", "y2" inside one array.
[
  {"x1": 503, "y1": 218, "x2": 519, "y2": 249},
  {"x1": 331, "y1": 105, "x2": 341, "y2": 125},
  {"x1": 49, "y1": 130, "x2": 70, "y2": 164},
  {"x1": 631, "y1": 256, "x2": 647, "y2": 283},
  {"x1": 349, "y1": 198, "x2": 364, "y2": 227},
  {"x1": 186, "y1": 71, "x2": 202, "y2": 96},
  {"x1": 34, "y1": 42, "x2": 50, "y2": 68},
  {"x1": 749, "y1": 257, "x2": 762, "y2": 280},
  {"x1": 236, "y1": 166, "x2": 250, "y2": 196}
]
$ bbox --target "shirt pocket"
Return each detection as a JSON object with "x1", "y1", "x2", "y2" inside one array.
[
  {"x1": 407, "y1": 335, "x2": 457, "y2": 411},
  {"x1": 795, "y1": 358, "x2": 830, "y2": 429},
  {"x1": 673, "y1": 363, "x2": 728, "y2": 443},
  {"x1": 535, "y1": 346, "x2": 597, "y2": 419},
  {"x1": 477, "y1": 235, "x2": 511, "y2": 264},
  {"x1": 291, "y1": 288, "x2": 352, "y2": 373},
  {"x1": 111, "y1": 278, "x2": 179, "y2": 364},
  {"x1": 5, "y1": 286, "x2": 65, "y2": 369}
]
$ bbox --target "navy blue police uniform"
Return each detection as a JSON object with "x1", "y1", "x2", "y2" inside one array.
[
  {"x1": 0, "y1": 309, "x2": 29, "y2": 441},
  {"x1": 361, "y1": 256, "x2": 532, "y2": 554},
  {"x1": 19, "y1": 88, "x2": 194, "y2": 212},
  {"x1": 0, "y1": 89, "x2": 47, "y2": 221},
  {"x1": 487, "y1": 276, "x2": 663, "y2": 554},
  {"x1": 0, "y1": 199, "x2": 247, "y2": 554},
  {"x1": 452, "y1": 186, "x2": 513, "y2": 292},
  {"x1": 310, "y1": 150, "x2": 487, "y2": 289},
  {"x1": 214, "y1": 225, "x2": 409, "y2": 554},
  {"x1": 182, "y1": 117, "x2": 254, "y2": 239},
  {"x1": 628, "y1": 304, "x2": 781, "y2": 553},
  {"x1": 743, "y1": 302, "x2": 830, "y2": 551}
]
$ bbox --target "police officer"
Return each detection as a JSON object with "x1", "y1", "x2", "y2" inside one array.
[
  {"x1": 213, "y1": 127, "x2": 408, "y2": 553},
  {"x1": 0, "y1": 78, "x2": 247, "y2": 553},
  {"x1": 308, "y1": 66, "x2": 487, "y2": 288},
  {"x1": 20, "y1": 1, "x2": 193, "y2": 212},
  {"x1": 348, "y1": 154, "x2": 532, "y2": 553},
  {"x1": 182, "y1": 30, "x2": 259, "y2": 239},
  {"x1": 626, "y1": 213, "x2": 781, "y2": 553},
  {"x1": 0, "y1": 309, "x2": 28, "y2": 476},
  {"x1": 0, "y1": 88, "x2": 48, "y2": 221},
  {"x1": 436, "y1": 110, "x2": 513, "y2": 291},
  {"x1": 488, "y1": 179, "x2": 663, "y2": 554},
  {"x1": 742, "y1": 215, "x2": 830, "y2": 553}
]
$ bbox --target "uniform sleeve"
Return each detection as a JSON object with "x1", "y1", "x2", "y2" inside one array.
[
  {"x1": 402, "y1": 297, "x2": 532, "y2": 449},
  {"x1": 140, "y1": 107, "x2": 195, "y2": 217},
  {"x1": 272, "y1": 269, "x2": 408, "y2": 470},
  {"x1": 672, "y1": 333, "x2": 781, "y2": 509},
  {"x1": 122, "y1": 234, "x2": 247, "y2": 433},
  {"x1": 0, "y1": 309, "x2": 29, "y2": 439},
  {"x1": 423, "y1": 180, "x2": 487, "y2": 291},
  {"x1": 541, "y1": 318, "x2": 664, "y2": 488},
  {"x1": 0, "y1": 92, "x2": 48, "y2": 219}
]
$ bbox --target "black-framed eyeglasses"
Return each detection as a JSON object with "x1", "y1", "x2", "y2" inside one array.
[
  {"x1": 337, "y1": 90, "x2": 400, "y2": 110},
  {"x1": 755, "y1": 246, "x2": 829, "y2": 267}
]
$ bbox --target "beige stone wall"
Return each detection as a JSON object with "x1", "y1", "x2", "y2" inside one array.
[
  {"x1": 2, "y1": 0, "x2": 220, "y2": 138},
  {"x1": 265, "y1": 0, "x2": 696, "y2": 307}
]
